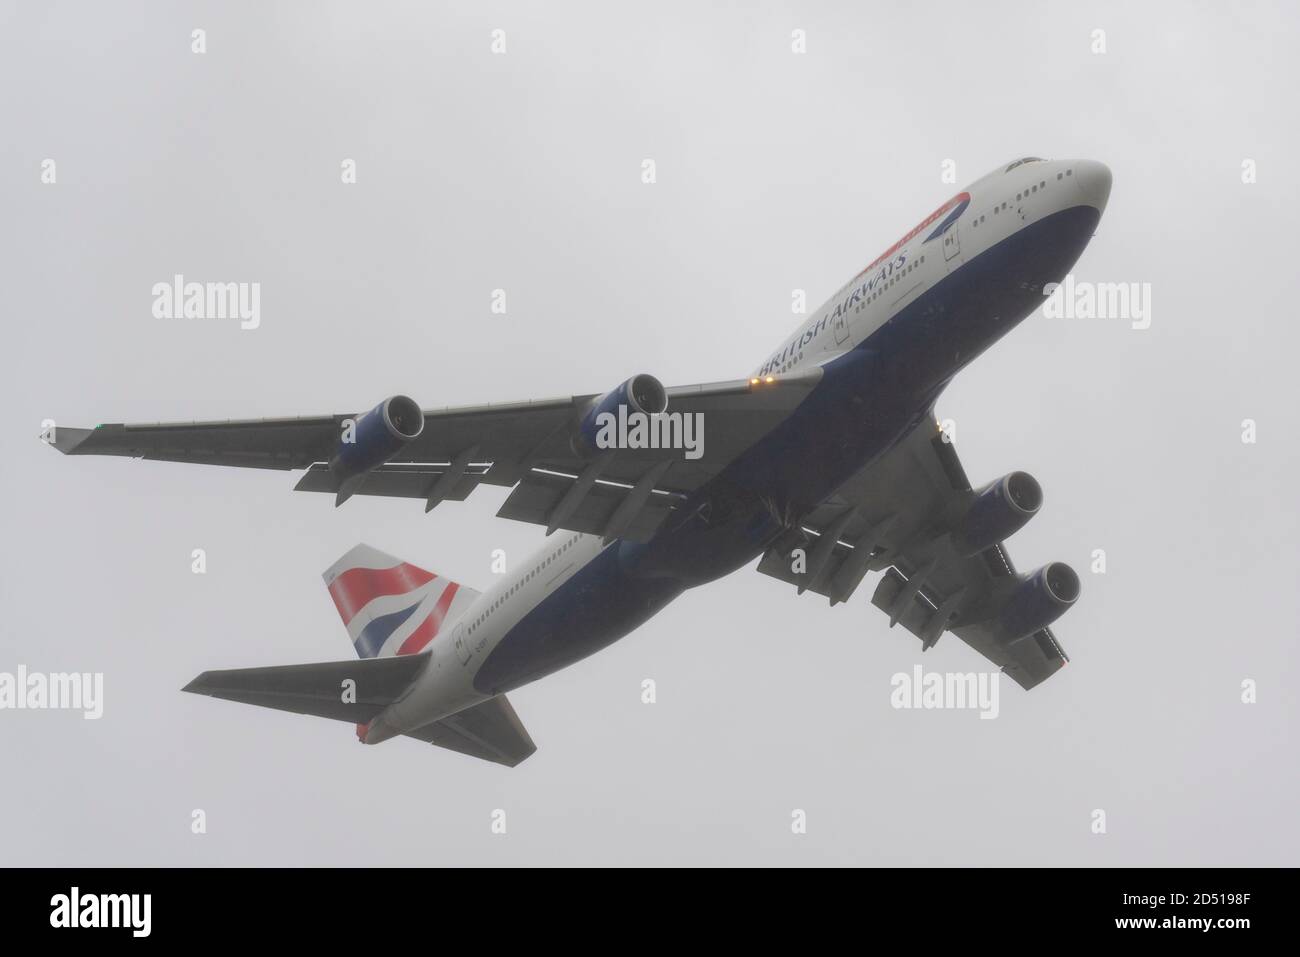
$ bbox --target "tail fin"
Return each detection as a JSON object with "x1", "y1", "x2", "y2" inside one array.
[{"x1": 323, "y1": 544, "x2": 480, "y2": 659}]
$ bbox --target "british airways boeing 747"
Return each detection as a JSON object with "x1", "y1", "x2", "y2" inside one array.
[{"x1": 52, "y1": 156, "x2": 1111, "y2": 765}]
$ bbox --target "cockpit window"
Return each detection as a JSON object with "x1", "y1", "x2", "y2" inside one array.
[{"x1": 1005, "y1": 157, "x2": 1045, "y2": 172}]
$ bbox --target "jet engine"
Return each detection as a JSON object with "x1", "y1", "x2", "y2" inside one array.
[
  {"x1": 573, "y1": 374, "x2": 668, "y2": 456},
  {"x1": 951, "y1": 471, "x2": 1042, "y2": 556},
  {"x1": 330, "y1": 395, "x2": 425, "y2": 482},
  {"x1": 993, "y1": 562, "x2": 1081, "y2": 641}
]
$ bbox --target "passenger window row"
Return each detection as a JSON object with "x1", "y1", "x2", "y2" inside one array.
[
  {"x1": 468, "y1": 537, "x2": 579, "y2": 634},
  {"x1": 982, "y1": 168, "x2": 1073, "y2": 225},
  {"x1": 862, "y1": 254, "x2": 927, "y2": 307}
]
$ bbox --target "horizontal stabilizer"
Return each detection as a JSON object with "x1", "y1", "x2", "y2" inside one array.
[
  {"x1": 403, "y1": 695, "x2": 537, "y2": 767},
  {"x1": 182, "y1": 655, "x2": 428, "y2": 723}
]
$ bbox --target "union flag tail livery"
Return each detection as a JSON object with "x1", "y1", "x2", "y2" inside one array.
[
  {"x1": 184, "y1": 544, "x2": 536, "y2": 766},
  {"x1": 323, "y1": 544, "x2": 480, "y2": 659}
]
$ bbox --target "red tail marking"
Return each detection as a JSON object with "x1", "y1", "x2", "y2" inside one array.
[{"x1": 328, "y1": 563, "x2": 436, "y2": 626}]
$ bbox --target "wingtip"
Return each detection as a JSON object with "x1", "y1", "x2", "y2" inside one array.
[
  {"x1": 501, "y1": 743, "x2": 539, "y2": 768},
  {"x1": 181, "y1": 673, "x2": 212, "y2": 695},
  {"x1": 44, "y1": 426, "x2": 95, "y2": 454}
]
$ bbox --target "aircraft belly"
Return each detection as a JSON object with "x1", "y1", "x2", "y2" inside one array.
[{"x1": 472, "y1": 545, "x2": 685, "y2": 695}]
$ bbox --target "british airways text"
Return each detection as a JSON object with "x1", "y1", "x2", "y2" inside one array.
[{"x1": 758, "y1": 253, "x2": 908, "y2": 376}]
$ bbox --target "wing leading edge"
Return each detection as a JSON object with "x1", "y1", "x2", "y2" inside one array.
[{"x1": 49, "y1": 371, "x2": 821, "y2": 542}]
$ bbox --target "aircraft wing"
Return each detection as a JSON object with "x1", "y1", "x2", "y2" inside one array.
[
  {"x1": 49, "y1": 370, "x2": 821, "y2": 542},
  {"x1": 755, "y1": 415, "x2": 1073, "y2": 690}
]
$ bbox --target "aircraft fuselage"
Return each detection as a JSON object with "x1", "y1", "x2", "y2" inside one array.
[{"x1": 364, "y1": 157, "x2": 1111, "y2": 742}]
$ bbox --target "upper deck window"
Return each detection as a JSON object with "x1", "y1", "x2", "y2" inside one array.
[{"x1": 1005, "y1": 157, "x2": 1045, "y2": 172}]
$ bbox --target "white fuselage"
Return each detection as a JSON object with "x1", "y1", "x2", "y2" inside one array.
[{"x1": 366, "y1": 531, "x2": 607, "y2": 742}]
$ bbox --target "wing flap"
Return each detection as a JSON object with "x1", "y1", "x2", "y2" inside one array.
[
  {"x1": 869, "y1": 567, "x2": 1066, "y2": 689},
  {"x1": 951, "y1": 623, "x2": 1068, "y2": 691},
  {"x1": 294, "y1": 462, "x2": 491, "y2": 502},
  {"x1": 495, "y1": 468, "x2": 681, "y2": 542}
]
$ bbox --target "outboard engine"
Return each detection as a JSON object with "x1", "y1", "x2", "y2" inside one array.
[
  {"x1": 993, "y1": 562, "x2": 1080, "y2": 641},
  {"x1": 330, "y1": 395, "x2": 425, "y2": 484}
]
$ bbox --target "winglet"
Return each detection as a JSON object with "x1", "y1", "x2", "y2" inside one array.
[
  {"x1": 43, "y1": 426, "x2": 94, "y2": 455},
  {"x1": 181, "y1": 672, "x2": 214, "y2": 695}
]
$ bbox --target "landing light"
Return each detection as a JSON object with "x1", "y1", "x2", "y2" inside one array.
[
  {"x1": 750, "y1": 378, "x2": 759, "y2": 385},
  {"x1": 765, "y1": 376, "x2": 775, "y2": 384}
]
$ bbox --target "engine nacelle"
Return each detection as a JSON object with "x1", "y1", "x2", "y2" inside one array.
[
  {"x1": 994, "y1": 562, "x2": 1081, "y2": 642},
  {"x1": 573, "y1": 374, "x2": 668, "y2": 456},
  {"x1": 330, "y1": 395, "x2": 424, "y2": 482},
  {"x1": 951, "y1": 471, "x2": 1043, "y2": 556}
]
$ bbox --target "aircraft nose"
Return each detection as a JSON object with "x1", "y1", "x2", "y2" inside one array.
[{"x1": 1073, "y1": 159, "x2": 1112, "y2": 211}]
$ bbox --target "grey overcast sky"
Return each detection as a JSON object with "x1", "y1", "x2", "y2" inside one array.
[{"x1": 2, "y1": 0, "x2": 1297, "y2": 866}]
